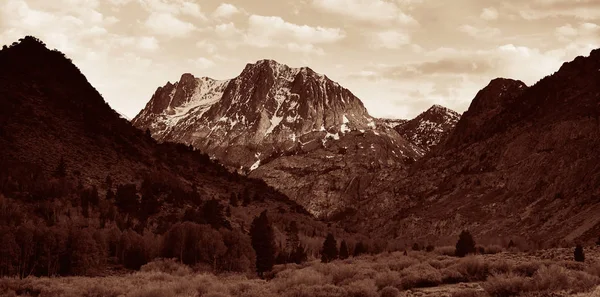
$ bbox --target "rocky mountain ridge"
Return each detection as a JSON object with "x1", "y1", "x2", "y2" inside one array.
[
  {"x1": 133, "y1": 60, "x2": 430, "y2": 218},
  {"x1": 347, "y1": 48, "x2": 600, "y2": 246}
]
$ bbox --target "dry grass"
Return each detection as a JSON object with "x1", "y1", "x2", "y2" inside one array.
[{"x1": 1, "y1": 248, "x2": 600, "y2": 297}]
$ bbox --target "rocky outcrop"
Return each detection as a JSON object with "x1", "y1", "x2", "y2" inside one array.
[{"x1": 394, "y1": 105, "x2": 460, "y2": 154}]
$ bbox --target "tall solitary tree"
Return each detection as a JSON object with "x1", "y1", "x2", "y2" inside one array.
[
  {"x1": 455, "y1": 230, "x2": 476, "y2": 257},
  {"x1": 574, "y1": 244, "x2": 585, "y2": 262},
  {"x1": 321, "y1": 233, "x2": 338, "y2": 263},
  {"x1": 250, "y1": 210, "x2": 276, "y2": 278}
]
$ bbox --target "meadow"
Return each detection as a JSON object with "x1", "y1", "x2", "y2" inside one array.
[{"x1": 2, "y1": 246, "x2": 600, "y2": 297}]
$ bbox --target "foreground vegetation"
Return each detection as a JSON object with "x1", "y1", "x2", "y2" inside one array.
[{"x1": 2, "y1": 246, "x2": 600, "y2": 297}]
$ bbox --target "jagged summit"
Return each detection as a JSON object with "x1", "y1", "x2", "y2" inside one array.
[
  {"x1": 394, "y1": 104, "x2": 460, "y2": 154},
  {"x1": 133, "y1": 58, "x2": 377, "y2": 168}
]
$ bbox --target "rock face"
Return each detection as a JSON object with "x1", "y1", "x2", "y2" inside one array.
[
  {"x1": 134, "y1": 59, "x2": 424, "y2": 218},
  {"x1": 351, "y1": 48, "x2": 600, "y2": 245},
  {"x1": 394, "y1": 105, "x2": 461, "y2": 154},
  {"x1": 133, "y1": 60, "x2": 378, "y2": 167}
]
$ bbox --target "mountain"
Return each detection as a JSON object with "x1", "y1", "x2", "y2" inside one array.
[
  {"x1": 133, "y1": 60, "x2": 380, "y2": 168},
  {"x1": 350, "y1": 48, "x2": 600, "y2": 245},
  {"x1": 0, "y1": 36, "x2": 333, "y2": 241},
  {"x1": 134, "y1": 60, "x2": 423, "y2": 218},
  {"x1": 394, "y1": 105, "x2": 461, "y2": 154}
]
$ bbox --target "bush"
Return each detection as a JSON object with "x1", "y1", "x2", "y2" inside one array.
[
  {"x1": 379, "y1": 286, "x2": 399, "y2": 297},
  {"x1": 140, "y1": 258, "x2": 192, "y2": 276},
  {"x1": 400, "y1": 263, "x2": 443, "y2": 289},
  {"x1": 453, "y1": 256, "x2": 488, "y2": 281},
  {"x1": 482, "y1": 273, "x2": 529, "y2": 297},
  {"x1": 436, "y1": 246, "x2": 455, "y2": 256},
  {"x1": 343, "y1": 279, "x2": 378, "y2": 297},
  {"x1": 485, "y1": 245, "x2": 503, "y2": 254},
  {"x1": 374, "y1": 271, "x2": 401, "y2": 290}
]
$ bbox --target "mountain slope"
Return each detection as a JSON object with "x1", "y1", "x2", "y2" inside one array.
[
  {"x1": 394, "y1": 105, "x2": 461, "y2": 154},
  {"x1": 134, "y1": 60, "x2": 422, "y2": 218},
  {"x1": 0, "y1": 36, "x2": 328, "y2": 237},
  {"x1": 352, "y1": 48, "x2": 600, "y2": 245}
]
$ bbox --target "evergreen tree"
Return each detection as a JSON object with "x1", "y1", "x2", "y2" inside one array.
[
  {"x1": 596, "y1": 236, "x2": 600, "y2": 246},
  {"x1": 353, "y1": 241, "x2": 367, "y2": 257},
  {"x1": 574, "y1": 244, "x2": 585, "y2": 262},
  {"x1": 508, "y1": 239, "x2": 516, "y2": 249},
  {"x1": 455, "y1": 230, "x2": 476, "y2": 257},
  {"x1": 250, "y1": 210, "x2": 276, "y2": 277},
  {"x1": 321, "y1": 233, "x2": 338, "y2": 263},
  {"x1": 229, "y1": 193, "x2": 239, "y2": 207},
  {"x1": 53, "y1": 157, "x2": 67, "y2": 178},
  {"x1": 339, "y1": 240, "x2": 349, "y2": 260},
  {"x1": 202, "y1": 199, "x2": 230, "y2": 229}
]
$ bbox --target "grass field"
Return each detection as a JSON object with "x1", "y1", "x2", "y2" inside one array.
[{"x1": 2, "y1": 246, "x2": 600, "y2": 297}]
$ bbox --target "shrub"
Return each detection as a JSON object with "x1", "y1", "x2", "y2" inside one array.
[
  {"x1": 400, "y1": 263, "x2": 443, "y2": 289},
  {"x1": 425, "y1": 245, "x2": 435, "y2": 252},
  {"x1": 485, "y1": 245, "x2": 503, "y2": 254},
  {"x1": 512, "y1": 261, "x2": 541, "y2": 277},
  {"x1": 453, "y1": 256, "x2": 488, "y2": 281},
  {"x1": 387, "y1": 257, "x2": 419, "y2": 272},
  {"x1": 283, "y1": 284, "x2": 347, "y2": 297},
  {"x1": 436, "y1": 246, "x2": 455, "y2": 256},
  {"x1": 140, "y1": 258, "x2": 192, "y2": 276},
  {"x1": 374, "y1": 271, "x2": 402, "y2": 290},
  {"x1": 379, "y1": 286, "x2": 400, "y2": 297},
  {"x1": 482, "y1": 273, "x2": 529, "y2": 297},
  {"x1": 440, "y1": 267, "x2": 465, "y2": 284},
  {"x1": 343, "y1": 279, "x2": 378, "y2": 297}
]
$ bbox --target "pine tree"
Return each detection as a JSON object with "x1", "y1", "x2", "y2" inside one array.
[
  {"x1": 508, "y1": 239, "x2": 516, "y2": 249},
  {"x1": 353, "y1": 241, "x2": 367, "y2": 257},
  {"x1": 596, "y1": 236, "x2": 600, "y2": 246},
  {"x1": 574, "y1": 244, "x2": 585, "y2": 262},
  {"x1": 321, "y1": 233, "x2": 338, "y2": 263},
  {"x1": 53, "y1": 157, "x2": 67, "y2": 178},
  {"x1": 250, "y1": 210, "x2": 276, "y2": 277},
  {"x1": 455, "y1": 230, "x2": 476, "y2": 257},
  {"x1": 339, "y1": 240, "x2": 349, "y2": 260}
]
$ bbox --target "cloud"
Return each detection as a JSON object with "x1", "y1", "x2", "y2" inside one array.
[
  {"x1": 188, "y1": 57, "x2": 215, "y2": 69},
  {"x1": 508, "y1": 0, "x2": 600, "y2": 20},
  {"x1": 138, "y1": 0, "x2": 206, "y2": 19},
  {"x1": 459, "y1": 24, "x2": 501, "y2": 39},
  {"x1": 311, "y1": 0, "x2": 417, "y2": 25},
  {"x1": 369, "y1": 30, "x2": 411, "y2": 49},
  {"x1": 195, "y1": 40, "x2": 217, "y2": 54},
  {"x1": 212, "y1": 3, "x2": 240, "y2": 19},
  {"x1": 215, "y1": 22, "x2": 242, "y2": 38},
  {"x1": 138, "y1": 36, "x2": 159, "y2": 51},
  {"x1": 480, "y1": 7, "x2": 498, "y2": 21},
  {"x1": 144, "y1": 12, "x2": 196, "y2": 37},
  {"x1": 244, "y1": 15, "x2": 345, "y2": 54}
]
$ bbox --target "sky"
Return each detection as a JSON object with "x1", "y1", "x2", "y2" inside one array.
[{"x1": 1, "y1": 0, "x2": 599, "y2": 120}]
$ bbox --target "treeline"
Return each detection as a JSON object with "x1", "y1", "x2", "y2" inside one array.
[{"x1": 0, "y1": 222, "x2": 254, "y2": 278}]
